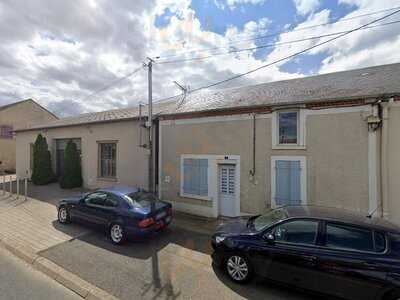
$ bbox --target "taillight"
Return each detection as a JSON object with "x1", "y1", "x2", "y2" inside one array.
[
  {"x1": 138, "y1": 217, "x2": 155, "y2": 228},
  {"x1": 167, "y1": 208, "x2": 172, "y2": 215}
]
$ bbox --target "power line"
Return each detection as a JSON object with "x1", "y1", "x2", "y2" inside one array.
[
  {"x1": 186, "y1": 8, "x2": 400, "y2": 94},
  {"x1": 155, "y1": 20, "x2": 400, "y2": 65},
  {"x1": 154, "y1": 5, "x2": 400, "y2": 60},
  {"x1": 80, "y1": 66, "x2": 144, "y2": 102}
]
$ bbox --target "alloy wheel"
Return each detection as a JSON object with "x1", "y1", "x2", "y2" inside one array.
[
  {"x1": 58, "y1": 207, "x2": 68, "y2": 223},
  {"x1": 227, "y1": 255, "x2": 249, "y2": 282},
  {"x1": 110, "y1": 224, "x2": 123, "y2": 243}
]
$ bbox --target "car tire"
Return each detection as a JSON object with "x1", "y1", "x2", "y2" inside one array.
[
  {"x1": 225, "y1": 253, "x2": 253, "y2": 284},
  {"x1": 384, "y1": 289, "x2": 400, "y2": 300},
  {"x1": 58, "y1": 206, "x2": 71, "y2": 224},
  {"x1": 109, "y1": 223, "x2": 126, "y2": 245}
]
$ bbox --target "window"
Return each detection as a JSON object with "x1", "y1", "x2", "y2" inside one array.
[
  {"x1": 0, "y1": 125, "x2": 13, "y2": 139},
  {"x1": 85, "y1": 192, "x2": 107, "y2": 206},
  {"x1": 271, "y1": 156, "x2": 306, "y2": 208},
  {"x1": 389, "y1": 233, "x2": 400, "y2": 255},
  {"x1": 99, "y1": 142, "x2": 116, "y2": 178},
  {"x1": 374, "y1": 232, "x2": 386, "y2": 252},
  {"x1": 272, "y1": 220, "x2": 319, "y2": 245},
  {"x1": 104, "y1": 194, "x2": 119, "y2": 207},
  {"x1": 278, "y1": 111, "x2": 298, "y2": 144},
  {"x1": 325, "y1": 223, "x2": 374, "y2": 252},
  {"x1": 182, "y1": 158, "x2": 208, "y2": 197}
]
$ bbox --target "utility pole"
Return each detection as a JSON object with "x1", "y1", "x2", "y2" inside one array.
[{"x1": 146, "y1": 58, "x2": 154, "y2": 193}]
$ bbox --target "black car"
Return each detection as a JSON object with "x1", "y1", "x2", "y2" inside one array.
[
  {"x1": 57, "y1": 186, "x2": 172, "y2": 244},
  {"x1": 211, "y1": 205, "x2": 400, "y2": 300}
]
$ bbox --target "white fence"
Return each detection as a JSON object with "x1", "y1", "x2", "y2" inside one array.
[{"x1": 1, "y1": 175, "x2": 28, "y2": 200}]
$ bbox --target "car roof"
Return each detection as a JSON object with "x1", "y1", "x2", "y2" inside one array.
[
  {"x1": 281, "y1": 205, "x2": 400, "y2": 233},
  {"x1": 97, "y1": 186, "x2": 140, "y2": 197}
]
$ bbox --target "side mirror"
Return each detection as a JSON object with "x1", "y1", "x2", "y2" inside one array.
[{"x1": 264, "y1": 233, "x2": 275, "y2": 243}]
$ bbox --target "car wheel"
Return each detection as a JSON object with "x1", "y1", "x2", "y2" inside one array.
[
  {"x1": 384, "y1": 290, "x2": 400, "y2": 300},
  {"x1": 58, "y1": 206, "x2": 70, "y2": 224},
  {"x1": 110, "y1": 223, "x2": 126, "y2": 245},
  {"x1": 225, "y1": 253, "x2": 253, "y2": 283}
]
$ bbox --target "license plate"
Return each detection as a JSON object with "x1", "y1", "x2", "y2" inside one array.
[{"x1": 156, "y1": 211, "x2": 167, "y2": 220}]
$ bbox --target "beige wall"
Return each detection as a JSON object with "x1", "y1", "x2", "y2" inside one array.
[
  {"x1": 16, "y1": 120, "x2": 150, "y2": 190},
  {"x1": 160, "y1": 107, "x2": 370, "y2": 217},
  {"x1": 0, "y1": 100, "x2": 57, "y2": 173},
  {"x1": 387, "y1": 105, "x2": 400, "y2": 225}
]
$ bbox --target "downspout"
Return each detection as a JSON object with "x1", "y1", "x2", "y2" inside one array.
[
  {"x1": 380, "y1": 98, "x2": 393, "y2": 219},
  {"x1": 249, "y1": 113, "x2": 256, "y2": 183}
]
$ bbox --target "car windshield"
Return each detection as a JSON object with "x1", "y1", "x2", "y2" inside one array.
[
  {"x1": 252, "y1": 208, "x2": 288, "y2": 231},
  {"x1": 124, "y1": 191, "x2": 157, "y2": 208}
]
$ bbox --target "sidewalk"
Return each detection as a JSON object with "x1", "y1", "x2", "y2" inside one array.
[{"x1": 0, "y1": 192, "x2": 118, "y2": 300}]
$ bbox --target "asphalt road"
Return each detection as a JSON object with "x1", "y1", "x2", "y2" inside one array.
[
  {"x1": 41, "y1": 224, "x2": 321, "y2": 300},
  {"x1": 0, "y1": 247, "x2": 81, "y2": 300}
]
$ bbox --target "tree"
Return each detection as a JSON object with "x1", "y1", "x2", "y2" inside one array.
[
  {"x1": 31, "y1": 134, "x2": 55, "y2": 185},
  {"x1": 60, "y1": 140, "x2": 82, "y2": 189}
]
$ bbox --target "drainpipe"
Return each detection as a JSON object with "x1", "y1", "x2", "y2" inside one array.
[{"x1": 380, "y1": 98, "x2": 393, "y2": 219}]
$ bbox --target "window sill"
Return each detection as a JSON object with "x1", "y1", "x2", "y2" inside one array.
[
  {"x1": 180, "y1": 192, "x2": 212, "y2": 201},
  {"x1": 97, "y1": 177, "x2": 118, "y2": 182},
  {"x1": 272, "y1": 145, "x2": 306, "y2": 150}
]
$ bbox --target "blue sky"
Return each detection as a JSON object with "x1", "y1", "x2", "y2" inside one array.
[{"x1": 155, "y1": 0, "x2": 360, "y2": 75}]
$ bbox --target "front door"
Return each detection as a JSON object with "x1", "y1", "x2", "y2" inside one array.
[
  {"x1": 56, "y1": 138, "x2": 81, "y2": 178},
  {"x1": 219, "y1": 164, "x2": 236, "y2": 217}
]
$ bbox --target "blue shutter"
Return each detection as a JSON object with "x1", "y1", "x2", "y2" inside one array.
[
  {"x1": 183, "y1": 158, "x2": 208, "y2": 196},
  {"x1": 276, "y1": 160, "x2": 291, "y2": 206},
  {"x1": 183, "y1": 159, "x2": 195, "y2": 194},
  {"x1": 198, "y1": 159, "x2": 208, "y2": 196},
  {"x1": 275, "y1": 160, "x2": 301, "y2": 206},
  {"x1": 289, "y1": 161, "x2": 301, "y2": 205}
]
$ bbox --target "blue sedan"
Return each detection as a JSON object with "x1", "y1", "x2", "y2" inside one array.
[{"x1": 57, "y1": 186, "x2": 172, "y2": 244}]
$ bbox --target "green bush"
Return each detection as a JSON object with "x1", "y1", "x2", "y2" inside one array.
[
  {"x1": 31, "y1": 134, "x2": 56, "y2": 185},
  {"x1": 60, "y1": 140, "x2": 82, "y2": 189}
]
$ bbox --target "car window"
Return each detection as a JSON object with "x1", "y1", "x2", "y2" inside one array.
[
  {"x1": 104, "y1": 194, "x2": 119, "y2": 207},
  {"x1": 389, "y1": 233, "x2": 400, "y2": 255},
  {"x1": 325, "y1": 223, "x2": 374, "y2": 252},
  {"x1": 124, "y1": 191, "x2": 157, "y2": 208},
  {"x1": 85, "y1": 192, "x2": 107, "y2": 206},
  {"x1": 374, "y1": 232, "x2": 386, "y2": 252},
  {"x1": 252, "y1": 209, "x2": 288, "y2": 231},
  {"x1": 272, "y1": 220, "x2": 319, "y2": 246}
]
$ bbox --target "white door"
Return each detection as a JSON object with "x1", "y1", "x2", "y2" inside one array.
[{"x1": 219, "y1": 164, "x2": 236, "y2": 217}]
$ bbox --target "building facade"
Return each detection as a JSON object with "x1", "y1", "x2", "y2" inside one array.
[
  {"x1": 0, "y1": 99, "x2": 58, "y2": 173},
  {"x1": 14, "y1": 63, "x2": 400, "y2": 225}
]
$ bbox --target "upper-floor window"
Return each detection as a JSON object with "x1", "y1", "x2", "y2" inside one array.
[
  {"x1": 0, "y1": 125, "x2": 13, "y2": 139},
  {"x1": 272, "y1": 110, "x2": 305, "y2": 149},
  {"x1": 278, "y1": 111, "x2": 298, "y2": 144}
]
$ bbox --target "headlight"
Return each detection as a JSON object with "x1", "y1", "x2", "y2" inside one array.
[{"x1": 215, "y1": 236, "x2": 226, "y2": 244}]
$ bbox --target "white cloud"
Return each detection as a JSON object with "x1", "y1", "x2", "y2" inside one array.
[
  {"x1": 0, "y1": 0, "x2": 398, "y2": 117},
  {"x1": 215, "y1": 0, "x2": 267, "y2": 10},
  {"x1": 293, "y1": 0, "x2": 321, "y2": 16}
]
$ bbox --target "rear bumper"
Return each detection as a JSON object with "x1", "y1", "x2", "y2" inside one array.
[{"x1": 125, "y1": 215, "x2": 172, "y2": 238}]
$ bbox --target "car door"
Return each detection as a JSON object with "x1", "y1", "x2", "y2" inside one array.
[
  {"x1": 75, "y1": 192, "x2": 108, "y2": 226},
  {"x1": 316, "y1": 222, "x2": 389, "y2": 300},
  {"x1": 265, "y1": 219, "x2": 321, "y2": 291}
]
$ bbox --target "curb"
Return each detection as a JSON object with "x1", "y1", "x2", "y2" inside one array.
[{"x1": 0, "y1": 238, "x2": 119, "y2": 300}]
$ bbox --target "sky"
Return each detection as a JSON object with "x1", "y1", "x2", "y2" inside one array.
[{"x1": 0, "y1": 0, "x2": 399, "y2": 117}]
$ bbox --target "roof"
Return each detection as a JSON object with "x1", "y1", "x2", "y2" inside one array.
[
  {"x1": 16, "y1": 63, "x2": 400, "y2": 132},
  {"x1": 0, "y1": 99, "x2": 58, "y2": 119},
  {"x1": 284, "y1": 205, "x2": 400, "y2": 233}
]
